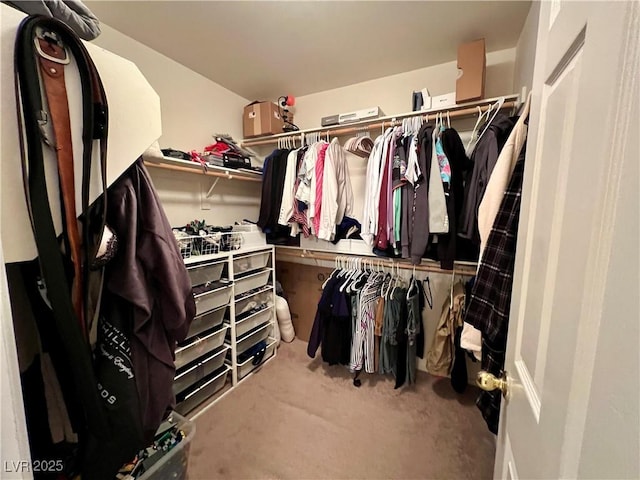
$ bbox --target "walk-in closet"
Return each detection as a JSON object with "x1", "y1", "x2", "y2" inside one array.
[{"x1": 1, "y1": 1, "x2": 638, "y2": 479}]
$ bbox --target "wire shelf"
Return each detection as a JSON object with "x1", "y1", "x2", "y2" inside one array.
[{"x1": 174, "y1": 232, "x2": 244, "y2": 259}]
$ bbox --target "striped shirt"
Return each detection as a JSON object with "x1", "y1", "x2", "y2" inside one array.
[{"x1": 312, "y1": 143, "x2": 329, "y2": 235}]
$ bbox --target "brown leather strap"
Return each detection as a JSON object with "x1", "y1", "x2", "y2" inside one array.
[{"x1": 36, "y1": 38, "x2": 85, "y2": 337}]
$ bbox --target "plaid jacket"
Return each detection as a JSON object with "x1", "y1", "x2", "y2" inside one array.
[{"x1": 464, "y1": 146, "x2": 526, "y2": 434}]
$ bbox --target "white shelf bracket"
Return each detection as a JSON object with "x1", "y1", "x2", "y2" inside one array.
[{"x1": 206, "y1": 177, "x2": 221, "y2": 198}]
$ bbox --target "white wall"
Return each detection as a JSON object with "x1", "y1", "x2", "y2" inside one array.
[
  {"x1": 147, "y1": 168, "x2": 262, "y2": 227},
  {"x1": 512, "y1": 2, "x2": 540, "y2": 98},
  {"x1": 292, "y1": 48, "x2": 517, "y2": 129},
  {"x1": 93, "y1": 24, "x2": 248, "y2": 150},
  {"x1": 93, "y1": 24, "x2": 261, "y2": 227}
]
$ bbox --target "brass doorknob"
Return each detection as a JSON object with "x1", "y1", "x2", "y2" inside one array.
[{"x1": 477, "y1": 371, "x2": 510, "y2": 399}]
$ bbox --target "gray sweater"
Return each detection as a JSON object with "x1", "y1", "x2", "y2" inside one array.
[
  {"x1": 410, "y1": 124, "x2": 434, "y2": 264},
  {"x1": 4, "y1": 0, "x2": 101, "y2": 40}
]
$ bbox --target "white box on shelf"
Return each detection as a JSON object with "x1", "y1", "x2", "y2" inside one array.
[
  {"x1": 338, "y1": 106, "x2": 384, "y2": 124},
  {"x1": 431, "y1": 92, "x2": 457, "y2": 109}
]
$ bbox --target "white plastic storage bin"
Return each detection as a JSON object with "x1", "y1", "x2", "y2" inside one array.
[
  {"x1": 137, "y1": 412, "x2": 195, "y2": 480},
  {"x1": 186, "y1": 260, "x2": 225, "y2": 287},
  {"x1": 235, "y1": 285, "x2": 274, "y2": 316},
  {"x1": 232, "y1": 225, "x2": 266, "y2": 248},
  {"x1": 233, "y1": 250, "x2": 271, "y2": 276},
  {"x1": 173, "y1": 345, "x2": 230, "y2": 395},
  {"x1": 236, "y1": 322, "x2": 272, "y2": 356},
  {"x1": 175, "y1": 325, "x2": 228, "y2": 370},
  {"x1": 194, "y1": 282, "x2": 232, "y2": 316},
  {"x1": 185, "y1": 305, "x2": 226, "y2": 340},
  {"x1": 237, "y1": 337, "x2": 277, "y2": 380},
  {"x1": 175, "y1": 366, "x2": 230, "y2": 415},
  {"x1": 233, "y1": 307, "x2": 273, "y2": 338},
  {"x1": 234, "y1": 269, "x2": 272, "y2": 297}
]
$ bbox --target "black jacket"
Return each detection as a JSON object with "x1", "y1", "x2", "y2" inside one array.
[
  {"x1": 458, "y1": 114, "x2": 514, "y2": 244},
  {"x1": 436, "y1": 128, "x2": 470, "y2": 269}
]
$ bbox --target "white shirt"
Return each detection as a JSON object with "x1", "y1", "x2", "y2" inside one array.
[
  {"x1": 278, "y1": 149, "x2": 300, "y2": 226},
  {"x1": 295, "y1": 145, "x2": 317, "y2": 205},
  {"x1": 361, "y1": 135, "x2": 385, "y2": 245},
  {"x1": 405, "y1": 135, "x2": 421, "y2": 185},
  {"x1": 318, "y1": 139, "x2": 355, "y2": 241}
]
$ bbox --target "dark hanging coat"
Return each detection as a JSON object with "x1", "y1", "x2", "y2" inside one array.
[
  {"x1": 458, "y1": 114, "x2": 515, "y2": 244},
  {"x1": 106, "y1": 159, "x2": 195, "y2": 441}
]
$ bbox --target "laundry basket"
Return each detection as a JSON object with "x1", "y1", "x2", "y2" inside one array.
[{"x1": 136, "y1": 412, "x2": 196, "y2": 480}]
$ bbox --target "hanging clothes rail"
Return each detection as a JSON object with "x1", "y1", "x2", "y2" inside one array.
[
  {"x1": 241, "y1": 94, "x2": 519, "y2": 148},
  {"x1": 275, "y1": 247, "x2": 477, "y2": 276}
]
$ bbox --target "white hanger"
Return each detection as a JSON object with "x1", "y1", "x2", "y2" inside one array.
[
  {"x1": 322, "y1": 255, "x2": 340, "y2": 289},
  {"x1": 476, "y1": 97, "x2": 506, "y2": 145},
  {"x1": 339, "y1": 258, "x2": 357, "y2": 292},
  {"x1": 406, "y1": 264, "x2": 416, "y2": 300},
  {"x1": 347, "y1": 258, "x2": 364, "y2": 293},
  {"x1": 465, "y1": 106, "x2": 489, "y2": 153}
]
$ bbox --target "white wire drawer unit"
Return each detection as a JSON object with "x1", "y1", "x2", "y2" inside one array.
[{"x1": 174, "y1": 241, "x2": 277, "y2": 417}]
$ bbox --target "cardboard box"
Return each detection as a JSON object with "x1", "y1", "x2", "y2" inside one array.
[
  {"x1": 243, "y1": 101, "x2": 284, "y2": 138},
  {"x1": 456, "y1": 39, "x2": 486, "y2": 103},
  {"x1": 276, "y1": 262, "x2": 333, "y2": 343}
]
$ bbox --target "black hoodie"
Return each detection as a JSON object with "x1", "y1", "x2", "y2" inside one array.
[{"x1": 458, "y1": 113, "x2": 515, "y2": 244}]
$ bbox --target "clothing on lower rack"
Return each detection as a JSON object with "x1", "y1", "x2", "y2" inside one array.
[
  {"x1": 308, "y1": 266, "x2": 425, "y2": 389},
  {"x1": 350, "y1": 275, "x2": 383, "y2": 373}
]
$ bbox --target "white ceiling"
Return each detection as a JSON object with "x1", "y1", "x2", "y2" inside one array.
[{"x1": 86, "y1": 1, "x2": 531, "y2": 100}]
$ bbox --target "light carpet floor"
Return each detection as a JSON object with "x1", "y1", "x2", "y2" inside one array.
[{"x1": 189, "y1": 339, "x2": 495, "y2": 480}]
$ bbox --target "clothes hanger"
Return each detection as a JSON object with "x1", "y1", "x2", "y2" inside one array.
[
  {"x1": 406, "y1": 264, "x2": 417, "y2": 300},
  {"x1": 389, "y1": 262, "x2": 400, "y2": 299},
  {"x1": 346, "y1": 258, "x2": 361, "y2": 292},
  {"x1": 322, "y1": 255, "x2": 340, "y2": 289},
  {"x1": 340, "y1": 257, "x2": 359, "y2": 292},
  {"x1": 422, "y1": 276, "x2": 433, "y2": 309},
  {"x1": 466, "y1": 105, "x2": 489, "y2": 153},
  {"x1": 476, "y1": 97, "x2": 505, "y2": 145},
  {"x1": 349, "y1": 258, "x2": 369, "y2": 292}
]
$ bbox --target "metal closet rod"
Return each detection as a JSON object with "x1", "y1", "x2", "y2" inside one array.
[
  {"x1": 242, "y1": 97, "x2": 519, "y2": 148},
  {"x1": 275, "y1": 248, "x2": 478, "y2": 276}
]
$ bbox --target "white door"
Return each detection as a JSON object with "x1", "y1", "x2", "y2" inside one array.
[{"x1": 492, "y1": 1, "x2": 639, "y2": 479}]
